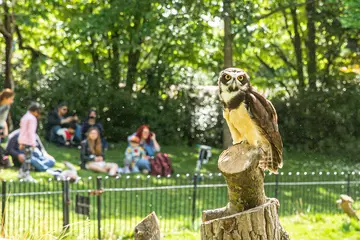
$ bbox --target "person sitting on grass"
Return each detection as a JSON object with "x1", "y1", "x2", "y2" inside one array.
[
  {"x1": 80, "y1": 127, "x2": 118, "y2": 176},
  {"x1": 127, "y1": 125, "x2": 160, "y2": 172},
  {"x1": 45, "y1": 102, "x2": 81, "y2": 146},
  {"x1": 6, "y1": 129, "x2": 56, "y2": 171},
  {"x1": 56, "y1": 122, "x2": 77, "y2": 146},
  {"x1": 124, "y1": 136, "x2": 149, "y2": 174},
  {"x1": 81, "y1": 109, "x2": 108, "y2": 149}
]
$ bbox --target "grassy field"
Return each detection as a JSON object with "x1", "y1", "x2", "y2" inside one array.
[
  {"x1": 1, "y1": 141, "x2": 360, "y2": 239},
  {"x1": 168, "y1": 214, "x2": 360, "y2": 240},
  {"x1": 0, "y1": 140, "x2": 355, "y2": 180}
]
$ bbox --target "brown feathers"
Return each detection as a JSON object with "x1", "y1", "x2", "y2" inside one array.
[
  {"x1": 246, "y1": 87, "x2": 283, "y2": 171},
  {"x1": 218, "y1": 67, "x2": 283, "y2": 173}
]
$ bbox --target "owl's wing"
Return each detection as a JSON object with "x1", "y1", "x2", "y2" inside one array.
[{"x1": 246, "y1": 88, "x2": 283, "y2": 171}]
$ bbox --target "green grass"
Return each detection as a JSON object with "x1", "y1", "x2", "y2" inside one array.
[
  {"x1": 1, "y1": 141, "x2": 359, "y2": 239},
  {"x1": 0, "y1": 140, "x2": 355, "y2": 181},
  {"x1": 164, "y1": 214, "x2": 360, "y2": 240}
]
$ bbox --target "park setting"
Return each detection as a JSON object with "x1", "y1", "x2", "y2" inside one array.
[{"x1": 1, "y1": 0, "x2": 360, "y2": 239}]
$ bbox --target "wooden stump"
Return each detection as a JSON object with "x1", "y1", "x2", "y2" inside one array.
[
  {"x1": 201, "y1": 144, "x2": 289, "y2": 240},
  {"x1": 134, "y1": 212, "x2": 160, "y2": 240},
  {"x1": 337, "y1": 195, "x2": 359, "y2": 220}
]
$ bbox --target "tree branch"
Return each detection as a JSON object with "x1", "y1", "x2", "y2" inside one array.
[
  {"x1": 0, "y1": 24, "x2": 11, "y2": 38},
  {"x1": 15, "y1": 25, "x2": 47, "y2": 58},
  {"x1": 282, "y1": 10, "x2": 294, "y2": 43},
  {"x1": 255, "y1": 2, "x2": 309, "y2": 21},
  {"x1": 255, "y1": 54, "x2": 292, "y2": 97},
  {"x1": 271, "y1": 43, "x2": 297, "y2": 70}
]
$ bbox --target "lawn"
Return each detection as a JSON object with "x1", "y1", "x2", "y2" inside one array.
[
  {"x1": 1, "y1": 141, "x2": 360, "y2": 239},
  {"x1": 165, "y1": 214, "x2": 360, "y2": 240},
  {"x1": 0, "y1": 140, "x2": 355, "y2": 181}
]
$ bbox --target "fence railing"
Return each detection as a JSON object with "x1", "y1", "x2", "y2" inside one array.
[{"x1": 1, "y1": 171, "x2": 360, "y2": 239}]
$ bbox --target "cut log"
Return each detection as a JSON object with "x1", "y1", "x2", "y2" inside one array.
[
  {"x1": 203, "y1": 144, "x2": 266, "y2": 222},
  {"x1": 134, "y1": 212, "x2": 160, "y2": 240},
  {"x1": 201, "y1": 143, "x2": 289, "y2": 239},
  {"x1": 336, "y1": 194, "x2": 359, "y2": 220},
  {"x1": 201, "y1": 198, "x2": 289, "y2": 240}
]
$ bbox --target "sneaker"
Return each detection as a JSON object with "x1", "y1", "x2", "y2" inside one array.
[
  {"x1": 22, "y1": 174, "x2": 37, "y2": 183},
  {"x1": 18, "y1": 168, "x2": 27, "y2": 179},
  {"x1": 18, "y1": 169, "x2": 37, "y2": 182},
  {"x1": 142, "y1": 169, "x2": 149, "y2": 175},
  {"x1": 124, "y1": 167, "x2": 131, "y2": 174}
]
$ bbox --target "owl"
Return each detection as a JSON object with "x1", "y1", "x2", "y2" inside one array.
[{"x1": 218, "y1": 68, "x2": 283, "y2": 173}]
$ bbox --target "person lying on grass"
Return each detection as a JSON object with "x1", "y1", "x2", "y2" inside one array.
[{"x1": 80, "y1": 127, "x2": 118, "y2": 176}]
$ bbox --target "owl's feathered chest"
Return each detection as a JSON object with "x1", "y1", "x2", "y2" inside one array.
[{"x1": 225, "y1": 103, "x2": 268, "y2": 147}]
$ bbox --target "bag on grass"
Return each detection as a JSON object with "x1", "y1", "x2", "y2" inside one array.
[{"x1": 150, "y1": 153, "x2": 174, "y2": 177}]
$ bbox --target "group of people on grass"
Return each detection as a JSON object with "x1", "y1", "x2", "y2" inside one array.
[{"x1": 0, "y1": 89, "x2": 161, "y2": 181}]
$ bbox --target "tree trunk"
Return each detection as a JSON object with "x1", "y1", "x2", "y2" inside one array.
[
  {"x1": 222, "y1": 0, "x2": 233, "y2": 149},
  {"x1": 4, "y1": 36, "x2": 13, "y2": 89},
  {"x1": 110, "y1": 30, "x2": 120, "y2": 89},
  {"x1": 125, "y1": 2, "x2": 149, "y2": 93},
  {"x1": 126, "y1": 49, "x2": 141, "y2": 92},
  {"x1": 305, "y1": 0, "x2": 317, "y2": 90},
  {"x1": 290, "y1": 8, "x2": 305, "y2": 95},
  {"x1": 202, "y1": 199, "x2": 289, "y2": 240},
  {"x1": 2, "y1": 0, "x2": 13, "y2": 89},
  {"x1": 134, "y1": 212, "x2": 160, "y2": 240},
  {"x1": 201, "y1": 144, "x2": 289, "y2": 240}
]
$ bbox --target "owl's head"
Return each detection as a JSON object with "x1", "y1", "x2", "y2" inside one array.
[{"x1": 218, "y1": 68, "x2": 250, "y2": 106}]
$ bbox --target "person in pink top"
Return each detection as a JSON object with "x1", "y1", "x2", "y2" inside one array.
[{"x1": 18, "y1": 102, "x2": 41, "y2": 182}]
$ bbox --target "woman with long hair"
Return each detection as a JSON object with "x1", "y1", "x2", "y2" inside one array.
[
  {"x1": 80, "y1": 127, "x2": 118, "y2": 176},
  {"x1": 0, "y1": 88, "x2": 15, "y2": 139},
  {"x1": 81, "y1": 109, "x2": 108, "y2": 149},
  {"x1": 126, "y1": 125, "x2": 161, "y2": 172}
]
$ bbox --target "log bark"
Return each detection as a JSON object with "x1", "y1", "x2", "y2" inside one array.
[
  {"x1": 337, "y1": 195, "x2": 359, "y2": 221},
  {"x1": 201, "y1": 144, "x2": 289, "y2": 240},
  {"x1": 201, "y1": 199, "x2": 289, "y2": 240},
  {"x1": 134, "y1": 212, "x2": 160, "y2": 240}
]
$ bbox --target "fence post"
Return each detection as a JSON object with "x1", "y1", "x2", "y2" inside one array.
[
  {"x1": 62, "y1": 179, "x2": 70, "y2": 230},
  {"x1": 346, "y1": 173, "x2": 351, "y2": 196},
  {"x1": 97, "y1": 177, "x2": 102, "y2": 240},
  {"x1": 191, "y1": 174, "x2": 198, "y2": 228},
  {"x1": 275, "y1": 174, "x2": 279, "y2": 199},
  {"x1": 1, "y1": 181, "x2": 6, "y2": 237}
]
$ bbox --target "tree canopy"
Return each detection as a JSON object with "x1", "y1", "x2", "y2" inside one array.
[{"x1": 1, "y1": 0, "x2": 359, "y2": 154}]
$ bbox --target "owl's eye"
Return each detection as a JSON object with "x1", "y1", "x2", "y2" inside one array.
[
  {"x1": 224, "y1": 74, "x2": 231, "y2": 81},
  {"x1": 237, "y1": 75, "x2": 244, "y2": 81}
]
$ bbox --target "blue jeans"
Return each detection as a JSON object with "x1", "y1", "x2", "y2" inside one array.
[
  {"x1": 31, "y1": 149, "x2": 55, "y2": 171},
  {"x1": 136, "y1": 159, "x2": 151, "y2": 171}
]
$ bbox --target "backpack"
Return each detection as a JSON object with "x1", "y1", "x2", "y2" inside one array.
[{"x1": 150, "y1": 153, "x2": 174, "y2": 177}]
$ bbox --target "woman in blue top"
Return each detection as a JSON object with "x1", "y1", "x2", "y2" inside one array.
[{"x1": 127, "y1": 125, "x2": 160, "y2": 171}]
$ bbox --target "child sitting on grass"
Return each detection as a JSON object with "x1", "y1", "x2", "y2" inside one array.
[
  {"x1": 124, "y1": 136, "x2": 148, "y2": 174},
  {"x1": 56, "y1": 122, "x2": 77, "y2": 146}
]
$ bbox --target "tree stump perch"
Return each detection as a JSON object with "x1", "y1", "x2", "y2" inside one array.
[
  {"x1": 337, "y1": 194, "x2": 359, "y2": 220},
  {"x1": 134, "y1": 212, "x2": 160, "y2": 240},
  {"x1": 201, "y1": 144, "x2": 289, "y2": 240}
]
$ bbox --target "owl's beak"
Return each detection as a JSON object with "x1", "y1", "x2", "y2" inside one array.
[{"x1": 229, "y1": 80, "x2": 238, "y2": 91}]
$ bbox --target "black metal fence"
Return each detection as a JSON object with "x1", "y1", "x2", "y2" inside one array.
[{"x1": 1, "y1": 171, "x2": 360, "y2": 239}]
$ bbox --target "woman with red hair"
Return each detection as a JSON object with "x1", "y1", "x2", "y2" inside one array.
[{"x1": 126, "y1": 125, "x2": 160, "y2": 172}]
